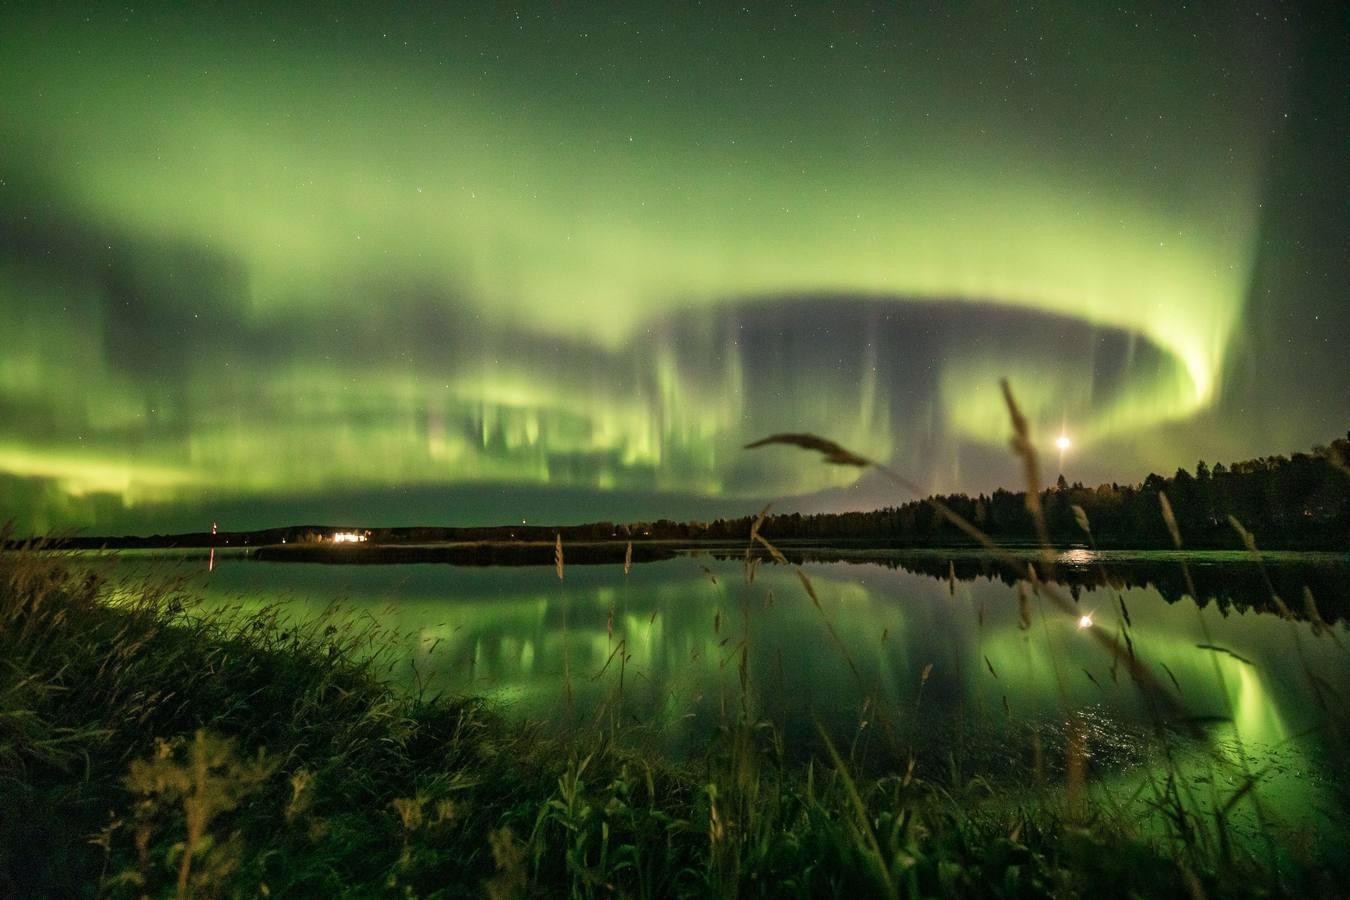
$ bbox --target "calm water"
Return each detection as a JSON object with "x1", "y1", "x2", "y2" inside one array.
[{"x1": 98, "y1": 546, "x2": 1350, "y2": 831}]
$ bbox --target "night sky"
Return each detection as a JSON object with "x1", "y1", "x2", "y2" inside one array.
[{"x1": 1, "y1": 2, "x2": 1346, "y2": 534}]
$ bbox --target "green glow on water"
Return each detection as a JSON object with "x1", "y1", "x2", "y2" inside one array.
[{"x1": 94, "y1": 552, "x2": 1343, "y2": 815}]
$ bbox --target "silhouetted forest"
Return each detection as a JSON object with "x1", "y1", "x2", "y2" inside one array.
[
  {"x1": 687, "y1": 431, "x2": 1350, "y2": 551},
  {"x1": 21, "y1": 432, "x2": 1349, "y2": 552}
]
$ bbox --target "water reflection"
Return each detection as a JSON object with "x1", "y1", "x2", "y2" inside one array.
[
  {"x1": 713, "y1": 546, "x2": 1350, "y2": 624},
  {"x1": 99, "y1": 550, "x2": 1343, "y2": 761},
  {"x1": 89, "y1": 547, "x2": 1350, "y2": 836}
]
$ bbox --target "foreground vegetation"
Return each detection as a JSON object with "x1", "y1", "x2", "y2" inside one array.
[
  {"x1": 2, "y1": 544, "x2": 1346, "y2": 899},
  {"x1": 6, "y1": 395, "x2": 1348, "y2": 896}
]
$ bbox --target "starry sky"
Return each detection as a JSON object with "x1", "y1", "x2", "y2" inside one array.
[{"x1": 1, "y1": 1, "x2": 1346, "y2": 535}]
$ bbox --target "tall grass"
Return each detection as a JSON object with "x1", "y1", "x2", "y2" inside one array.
[
  {"x1": 740, "y1": 379, "x2": 1349, "y2": 888},
  {"x1": 2, "y1": 380, "x2": 1348, "y2": 897}
]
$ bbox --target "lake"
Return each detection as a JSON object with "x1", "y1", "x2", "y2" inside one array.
[{"x1": 95, "y1": 544, "x2": 1350, "y2": 836}]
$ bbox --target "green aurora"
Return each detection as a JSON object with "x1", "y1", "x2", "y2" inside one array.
[{"x1": 1, "y1": 3, "x2": 1346, "y2": 533}]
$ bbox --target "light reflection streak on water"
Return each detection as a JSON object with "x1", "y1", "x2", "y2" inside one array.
[{"x1": 102, "y1": 549, "x2": 1350, "y2": 832}]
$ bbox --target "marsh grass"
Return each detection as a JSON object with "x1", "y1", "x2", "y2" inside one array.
[
  {"x1": 4, "y1": 540, "x2": 1096, "y2": 898},
  {"x1": 3, "y1": 380, "x2": 1348, "y2": 897},
  {"x1": 742, "y1": 380, "x2": 1350, "y2": 888}
]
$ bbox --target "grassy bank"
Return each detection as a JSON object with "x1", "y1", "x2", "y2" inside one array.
[{"x1": 2, "y1": 547, "x2": 1345, "y2": 899}]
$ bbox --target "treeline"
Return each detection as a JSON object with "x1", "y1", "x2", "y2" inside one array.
[
  {"x1": 689, "y1": 432, "x2": 1350, "y2": 550},
  {"x1": 21, "y1": 433, "x2": 1350, "y2": 552}
]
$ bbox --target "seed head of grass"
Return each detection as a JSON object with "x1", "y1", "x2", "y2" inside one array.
[
  {"x1": 743, "y1": 433, "x2": 871, "y2": 467},
  {"x1": 1159, "y1": 493, "x2": 1183, "y2": 549}
]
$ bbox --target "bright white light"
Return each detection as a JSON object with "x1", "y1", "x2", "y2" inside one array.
[
  {"x1": 332, "y1": 531, "x2": 367, "y2": 543},
  {"x1": 1077, "y1": 614, "x2": 1093, "y2": 629},
  {"x1": 1056, "y1": 435, "x2": 1072, "y2": 451}
]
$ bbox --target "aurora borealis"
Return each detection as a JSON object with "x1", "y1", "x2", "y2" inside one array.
[{"x1": 1, "y1": 2, "x2": 1346, "y2": 534}]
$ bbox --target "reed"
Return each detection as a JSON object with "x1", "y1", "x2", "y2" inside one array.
[{"x1": 2, "y1": 380, "x2": 1346, "y2": 897}]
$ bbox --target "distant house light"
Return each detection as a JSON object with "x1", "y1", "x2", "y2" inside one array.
[{"x1": 333, "y1": 531, "x2": 368, "y2": 543}]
